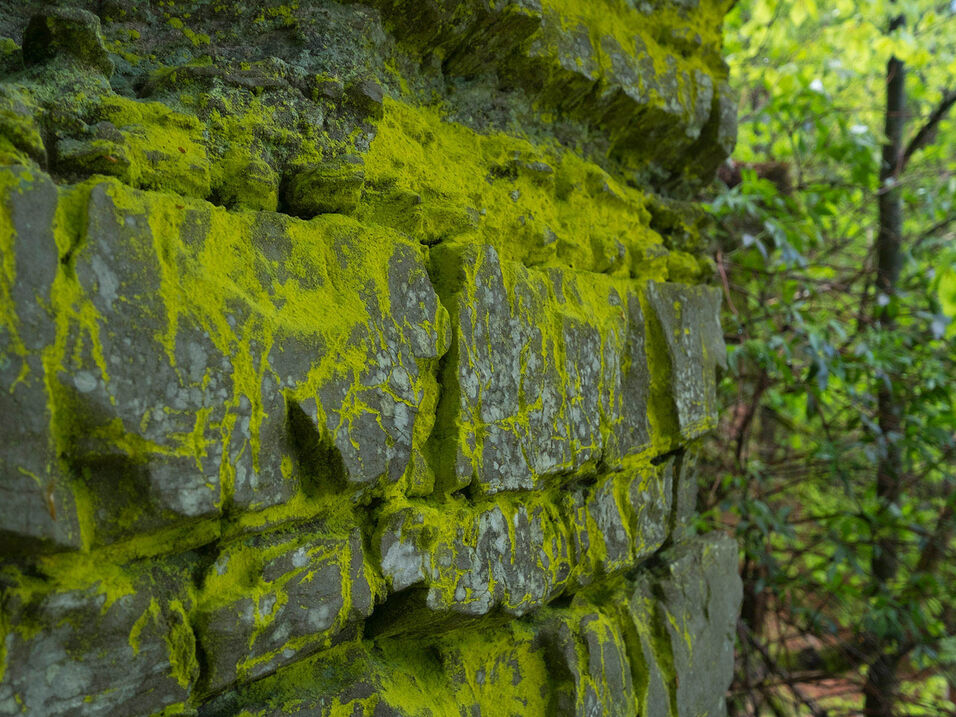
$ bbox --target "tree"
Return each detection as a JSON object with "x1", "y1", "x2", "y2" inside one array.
[{"x1": 701, "y1": 0, "x2": 956, "y2": 713}]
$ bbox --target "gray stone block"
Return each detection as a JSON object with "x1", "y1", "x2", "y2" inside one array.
[
  {"x1": 0, "y1": 563, "x2": 197, "y2": 716},
  {"x1": 65, "y1": 184, "x2": 225, "y2": 542},
  {"x1": 628, "y1": 533, "x2": 742, "y2": 717},
  {"x1": 569, "y1": 461, "x2": 673, "y2": 586},
  {"x1": 644, "y1": 281, "x2": 725, "y2": 440},
  {"x1": 536, "y1": 611, "x2": 637, "y2": 717},
  {"x1": 196, "y1": 528, "x2": 372, "y2": 692},
  {"x1": 379, "y1": 499, "x2": 572, "y2": 617},
  {"x1": 0, "y1": 167, "x2": 81, "y2": 552},
  {"x1": 432, "y1": 243, "x2": 653, "y2": 494}
]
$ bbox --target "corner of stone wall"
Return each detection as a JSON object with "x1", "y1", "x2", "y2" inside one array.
[{"x1": 0, "y1": 1, "x2": 741, "y2": 715}]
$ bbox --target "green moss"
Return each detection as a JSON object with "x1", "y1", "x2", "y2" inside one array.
[
  {"x1": 17, "y1": 552, "x2": 139, "y2": 615},
  {"x1": 0, "y1": 168, "x2": 31, "y2": 368},
  {"x1": 639, "y1": 284, "x2": 682, "y2": 452},
  {"x1": 165, "y1": 599, "x2": 200, "y2": 689},
  {"x1": 0, "y1": 87, "x2": 45, "y2": 167},
  {"x1": 361, "y1": 98, "x2": 670, "y2": 277},
  {"x1": 539, "y1": 0, "x2": 726, "y2": 78},
  {"x1": 97, "y1": 96, "x2": 212, "y2": 198},
  {"x1": 434, "y1": 621, "x2": 551, "y2": 715},
  {"x1": 283, "y1": 157, "x2": 365, "y2": 219}
]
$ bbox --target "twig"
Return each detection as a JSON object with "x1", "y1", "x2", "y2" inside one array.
[{"x1": 901, "y1": 89, "x2": 956, "y2": 173}]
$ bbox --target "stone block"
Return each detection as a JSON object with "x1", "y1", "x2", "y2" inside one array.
[
  {"x1": 379, "y1": 498, "x2": 572, "y2": 617},
  {"x1": 196, "y1": 527, "x2": 373, "y2": 692},
  {"x1": 290, "y1": 239, "x2": 448, "y2": 492},
  {"x1": 20, "y1": 177, "x2": 450, "y2": 545},
  {"x1": 64, "y1": 184, "x2": 228, "y2": 542},
  {"x1": 627, "y1": 533, "x2": 742, "y2": 717},
  {"x1": 432, "y1": 243, "x2": 652, "y2": 494},
  {"x1": 0, "y1": 87, "x2": 46, "y2": 166},
  {"x1": 283, "y1": 156, "x2": 365, "y2": 218},
  {"x1": 535, "y1": 610, "x2": 636, "y2": 717},
  {"x1": 0, "y1": 561, "x2": 197, "y2": 716},
  {"x1": 437, "y1": 622, "x2": 551, "y2": 714},
  {"x1": 96, "y1": 96, "x2": 212, "y2": 199},
  {"x1": 0, "y1": 167, "x2": 82, "y2": 553},
  {"x1": 22, "y1": 8, "x2": 114, "y2": 77},
  {"x1": 217, "y1": 158, "x2": 279, "y2": 212},
  {"x1": 568, "y1": 460, "x2": 673, "y2": 586},
  {"x1": 644, "y1": 281, "x2": 725, "y2": 440}
]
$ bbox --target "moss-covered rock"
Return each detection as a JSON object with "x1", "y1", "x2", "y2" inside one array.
[
  {"x1": 0, "y1": 0, "x2": 738, "y2": 713},
  {"x1": 22, "y1": 8, "x2": 114, "y2": 78},
  {"x1": 283, "y1": 156, "x2": 366, "y2": 218}
]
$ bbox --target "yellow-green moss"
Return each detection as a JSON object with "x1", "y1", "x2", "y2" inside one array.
[
  {"x1": 98, "y1": 96, "x2": 212, "y2": 197},
  {"x1": 0, "y1": 168, "x2": 32, "y2": 369},
  {"x1": 360, "y1": 98, "x2": 673, "y2": 278},
  {"x1": 540, "y1": 0, "x2": 727, "y2": 78},
  {"x1": 166, "y1": 599, "x2": 200, "y2": 688},
  {"x1": 436, "y1": 621, "x2": 551, "y2": 715}
]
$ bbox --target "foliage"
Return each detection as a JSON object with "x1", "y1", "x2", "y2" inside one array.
[{"x1": 700, "y1": 0, "x2": 956, "y2": 713}]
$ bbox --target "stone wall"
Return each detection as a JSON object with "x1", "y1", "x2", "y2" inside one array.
[{"x1": 0, "y1": 1, "x2": 741, "y2": 715}]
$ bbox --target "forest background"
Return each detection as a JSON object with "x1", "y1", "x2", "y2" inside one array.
[{"x1": 701, "y1": 0, "x2": 956, "y2": 714}]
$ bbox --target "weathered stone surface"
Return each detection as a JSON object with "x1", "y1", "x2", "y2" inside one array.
[
  {"x1": 283, "y1": 156, "x2": 366, "y2": 218},
  {"x1": 64, "y1": 184, "x2": 228, "y2": 542},
  {"x1": 645, "y1": 281, "x2": 726, "y2": 440},
  {"x1": 0, "y1": 0, "x2": 738, "y2": 713},
  {"x1": 378, "y1": 460, "x2": 674, "y2": 617},
  {"x1": 93, "y1": 96, "x2": 213, "y2": 198},
  {"x1": 22, "y1": 8, "x2": 114, "y2": 77},
  {"x1": 609, "y1": 292, "x2": 654, "y2": 462},
  {"x1": 568, "y1": 460, "x2": 674, "y2": 587},
  {"x1": 196, "y1": 528, "x2": 372, "y2": 692},
  {"x1": 217, "y1": 158, "x2": 279, "y2": 212},
  {"x1": 628, "y1": 533, "x2": 742, "y2": 717},
  {"x1": 0, "y1": 168, "x2": 81, "y2": 552},
  {"x1": 0, "y1": 562, "x2": 197, "y2": 716},
  {"x1": 15, "y1": 176, "x2": 449, "y2": 545},
  {"x1": 360, "y1": 0, "x2": 734, "y2": 177},
  {"x1": 536, "y1": 610, "x2": 636, "y2": 716},
  {"x1": 380, "y1": 498, "x2": 573, "y2": 617},
  {"x1": 688, "y1": 80, "x2": 740, "y2": 179},
  {"x1": 345, "y1": 79, "x2": 385, "y2": 120},
  {"x1": 199, "y1": 625, "x2": 553, "y2": 717},
  {"x1": 432, "y1": 243, "x2": 653, "y2": 494},
  {"x1": 0, "y1": 87, "x2": 45, "y2": 166},
  {"x1": 294, "y1": 239, "x2": 448, "y2": 492},
  {"x1": 672, "y1": 448, "x2": 701, "y2": 531}
]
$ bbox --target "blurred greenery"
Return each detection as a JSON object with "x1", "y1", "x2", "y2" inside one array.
[{"x1": 699, "y1": 0, "x2": 956, "y2": 713}]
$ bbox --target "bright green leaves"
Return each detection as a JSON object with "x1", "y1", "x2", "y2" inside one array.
[{"x1": 704, "y1": 0, "x2": 956, "y2": 710}]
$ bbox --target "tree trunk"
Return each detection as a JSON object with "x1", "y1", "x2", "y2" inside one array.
[{"x1": 863, "y1": 9, "x2": 906, "y2": 717}]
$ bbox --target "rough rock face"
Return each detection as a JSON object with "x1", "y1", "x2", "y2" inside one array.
[{"x1": 0, "y1": 1, "x2": 739, "y2": 715}]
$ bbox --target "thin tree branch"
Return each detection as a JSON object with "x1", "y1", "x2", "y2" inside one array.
[
  {"x1": 910, "y1": 214, "x2": 956, "y2": 254},
  {"x1": 901, "y1": 89, "x2": 956, "y2": 173},
  {"x1": 740, "y1": 623, "x2": 831, "y2": 717}
]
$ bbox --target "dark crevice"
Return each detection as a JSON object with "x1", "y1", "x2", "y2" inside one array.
[
  {"x1": 651, "y1": 446, "x2": 683, "y2": 466},
  {"x1": 363, "y1": 586, "x2": 432, "y2": 640},
  {"x1": 535, "y1": 627, "x2": 578, "y2": 715},
  {"x1": 666, "y1": 447, "x2": 688, "y2": 542},
  {"x1": 546, "y1": 591, "x2": 574, "y2": 611},
  {"x1": 286, "y1": 399, "x2": 347, "y2": 497}
]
